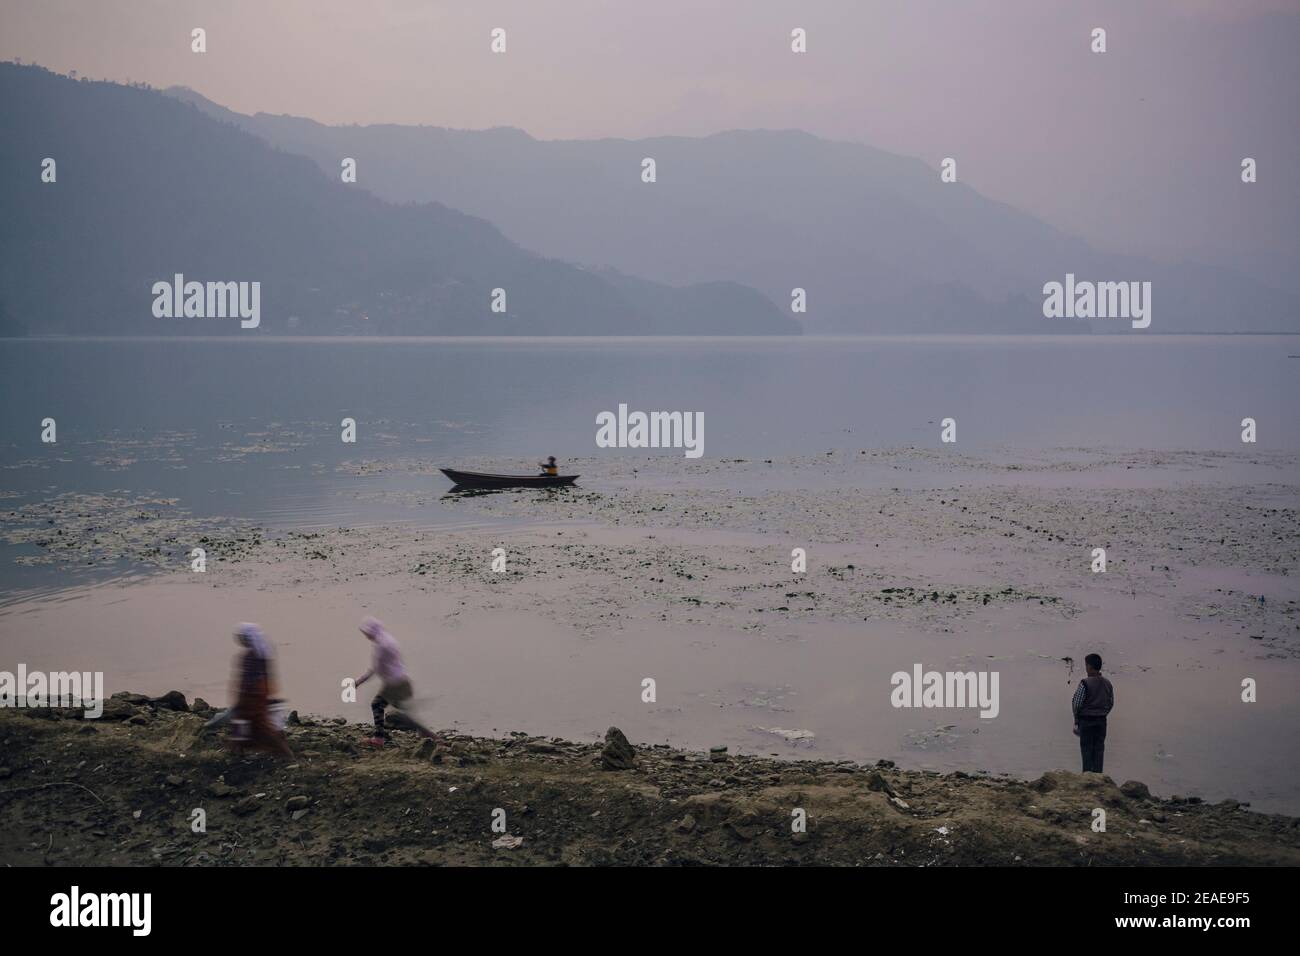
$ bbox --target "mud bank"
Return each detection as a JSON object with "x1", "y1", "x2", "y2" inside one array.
[{"x1": 2, "y1": 698, "x2": 1297, "y2": 867}]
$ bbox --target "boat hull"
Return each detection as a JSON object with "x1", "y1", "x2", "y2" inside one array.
[{"x1": 440, "y1": 468, "x2": 578, "y2": 490}]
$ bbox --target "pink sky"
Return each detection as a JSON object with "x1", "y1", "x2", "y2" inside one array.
[{"x1": 2, "y1": 0, "x2": 1296, "y2": 286}]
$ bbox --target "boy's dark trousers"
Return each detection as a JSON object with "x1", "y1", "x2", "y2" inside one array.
[{"x1": 1077, "y1": 717, "x2": 1107, "y2": 772}]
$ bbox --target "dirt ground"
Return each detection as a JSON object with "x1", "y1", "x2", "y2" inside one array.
[{"x1": 2, "y1": 698, "x2": 1297, "y2": 867}]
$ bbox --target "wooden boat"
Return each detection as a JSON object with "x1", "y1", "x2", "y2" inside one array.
[{"x1": 439, "y1": 467, "x2": 579, "y2": 490}]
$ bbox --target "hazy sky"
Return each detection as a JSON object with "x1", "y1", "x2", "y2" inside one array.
[{"x1": 3, "y1": 0, "x2": 1297, "y2": 287}]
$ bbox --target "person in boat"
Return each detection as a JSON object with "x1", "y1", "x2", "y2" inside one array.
[
  {"x1": 355, "y1": 616, "x2": 437, "y2": 747},
  {"x1": 539, "y1": 456, "x2": 559, "y2": 477},
  {"x1": 215, "y1": 623, "x2": 291, "y2": 756}
]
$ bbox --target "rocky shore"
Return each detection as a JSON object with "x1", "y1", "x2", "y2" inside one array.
[{"x1": 3, "y1": 694, "x2": 1297, "y2": 866}]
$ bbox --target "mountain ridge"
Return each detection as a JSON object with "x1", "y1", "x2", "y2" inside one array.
[
  {"x1": 0, "y1": 64, "x2": 799, "y2": 337},
  {"x1": 164, "y1": 84, "x2": 1298, "y2": 334}
]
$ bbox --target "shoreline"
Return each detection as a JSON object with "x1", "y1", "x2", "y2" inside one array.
[
  {"x1": 3, "y1": 697, "x2": 1298, "y2": 867},
  {"x1": 3, "y1": 450, "x2": 1298, "y2": 813}
]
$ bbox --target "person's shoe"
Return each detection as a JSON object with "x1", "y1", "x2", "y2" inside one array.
[{"x1": 363, "y1": 735, "x2": 387, "y2": 748}]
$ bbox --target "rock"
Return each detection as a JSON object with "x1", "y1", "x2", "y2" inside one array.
[
  {"x1": 127, "y1": 714, "x2": 149, "y2": 726},
  {"x1": 600, "y1": 727, "x2": 636, "y2": 771},
  {"x1": 727, "y1": 823, "x2": 758, "y2": 841},
  {"x1": 1031, "y1": 770, "x2": 1074, "y2": 793},
  {"x1": 151, "y1": 691, "x2": 188, "y2": 712},
  {"x1": 676, "y1": 814, "x2": 697, "y2": 834},
  {"x1": 286, "y1": 710, "x2": 300, "y2": 726},
  {"x1": 164, "y1": 775, "x2": 184, "y2": 787},
  {"x1": 791, "y1": 831, "x2": 810, "y2": 845},
  {"x1": 1120, "y1": 780, "x2": 1152, "y2": 801},
  {"x1": 725, "y1": 810, "x2": 762, "y2": 841},
  {"x1": 525, "y1": 741, "x2": 559, "y2": 754},
  {"x1": 232, "y1": 796, "x2": 260, "y2": 816},
  {"x1": 491, "y1": 834, "x2": 523, "y2": 849},
  {"x1": 710, "y1": 745, "x2": 728, "y2": 754},
  {"x1": 865, "y1": 771, "x2": 896, "y2": 796},
  {"x1": 0, "y1": 767, "x2": 11, "y2": 780},
  {"x1": 190, "y1": 698, "x2": 210, "y2": 714},
  {"x1": 208, "y1": 781, "x2": 237, "y2": 798},
  {"x1": 415, "y1": 738, "x2": 436, "y2": 759},
  {"x1": 710, "y1": 751, "x2": 729, "y2": 763},
  {"x1": 285, "y1": 795, "x2": 310, "y2": 812},
  {"x1": 875, "y1": 759, "x2": 896, "y2": 769},
  {"x1": 291, "y1": 808, "x2": 310, "y2": 821},
  {"x1": 100, "y1": 698, "x2": 137, "y2": 721}
]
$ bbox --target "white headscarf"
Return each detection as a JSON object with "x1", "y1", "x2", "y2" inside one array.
[{"x1": 235, "y1": 622, "x2": 272, "y2": 660}]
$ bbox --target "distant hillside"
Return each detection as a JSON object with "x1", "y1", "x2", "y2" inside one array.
[
  {"x1": 167, "y1": 87, "x2": 1298, "y2": 334},
  {"x1": 0, "y1": 64, "x2": 798, "y2": 336}
]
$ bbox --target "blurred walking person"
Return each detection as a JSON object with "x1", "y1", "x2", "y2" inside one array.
[
  {"x1": 218, "y1": 623, "x2": 291, "y2": 757},
  {"x1": 355, "y1": 616, "x2": 435, "y2": 747}
]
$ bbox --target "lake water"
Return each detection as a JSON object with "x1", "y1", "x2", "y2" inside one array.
[
  {"x1": 2, "y1": 336, "x2": 1299, "y2": 811},
  {"x1": 2, "y1": 335, "x2": 1296, "y2": 544}
]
